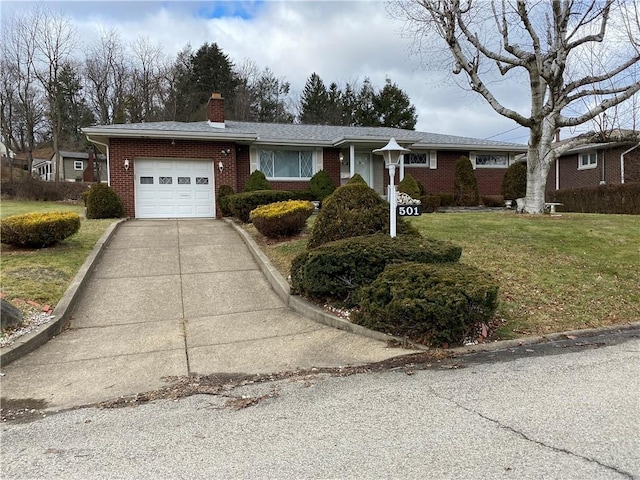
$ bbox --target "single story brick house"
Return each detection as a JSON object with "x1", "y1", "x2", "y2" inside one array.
[
  {"x1": 546, "y1": 135, "x2": 640, "y2": 192},
  {"x1": 82, "y1": 93, "x2": 526, "y2": 219}
]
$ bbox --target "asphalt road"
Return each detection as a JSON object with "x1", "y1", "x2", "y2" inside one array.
[{"x1": 2, "y1": 334, "x2": 638, "y2": 480}]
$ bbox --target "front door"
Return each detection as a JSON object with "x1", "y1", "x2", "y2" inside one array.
[{"x1": 354, "y1": 152, "x2": 372, "y2": 186}]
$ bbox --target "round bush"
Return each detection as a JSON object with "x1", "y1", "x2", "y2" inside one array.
[
  {"x1": 1, "y1": 211, "x2": 81, "y2": 248},
  {"x1": 454, "y1": 156, "x2": 479, "y2": 206},
  {"x1": 86, "y1": 183, "x2": 125, "y2": 219},
  {"x1": 502, "y1": 161, "x2": 527, "y2": 200},
  {"x1": 291, "y1": 233, "x2": 461, "y2": 305},
  {"x1": 347, "y1": 173, "x2": 367, "y2": 185},
  {"x1": 398, "y1": 173, "x2": 420, "y2": 199},
  {"x1": 308, "y1": 183, "x2": 418, "y2": 249},
  {"x1": 250, "y1": 200, "x2": 315, "y2": 238},
  {"x1": 217, "y1": 184, "x2": 235, "y2": 216},
  {"x1": 307, "y1": 170, "x2": 336, "y2": 201},
  {"x1": 352, "y1": 262, "x2": 499, "y2": 347},
  {"x1": 228, "y1": 190, "x2": 300, "y2": 222},
  {"x1": 244, "y1": 170, "x2": 272, "y2": 192}
]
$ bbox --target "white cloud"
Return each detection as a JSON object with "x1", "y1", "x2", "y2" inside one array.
[{"x1": 2, "y1": 0, "x2": 547, "y2": 143}]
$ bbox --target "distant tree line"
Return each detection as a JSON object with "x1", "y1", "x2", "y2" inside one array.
[{"x1": 0, "y1": 5, "x2": 417, "y2": 171}]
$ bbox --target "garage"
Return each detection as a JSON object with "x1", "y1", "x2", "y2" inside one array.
[{"x1": 135, "y1": 159, "x2": 215, "y2": 218}]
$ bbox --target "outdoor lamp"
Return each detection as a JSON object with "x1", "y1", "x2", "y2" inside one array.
[
  {"x1": 124, "y1": 158, "x2": 130, "y2": 171},
  {"x1": 373, "y1": 138, "x2": 410, "y2": 238},
  {"x1": 218, "y1": 161, "x2": 224, "y2": 172}
]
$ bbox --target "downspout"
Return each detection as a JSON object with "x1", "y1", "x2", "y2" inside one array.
[
  {"x1": 620, "y1": 142, "x2": 640, "y2": 184},
  {"x1": 555, "y1": 158, "x2": 559, "y2": 190},
  {"x1": 86, "y1": 135, "x2": 110, "y2": 186}
]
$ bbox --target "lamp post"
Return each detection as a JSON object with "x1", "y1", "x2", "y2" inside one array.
[{"x1": 373, "y1": 138, "x2": 410, "y2": 238}]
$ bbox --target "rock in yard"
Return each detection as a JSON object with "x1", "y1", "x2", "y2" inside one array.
[{"x1": 1, "y1": 298, "x2": 23, "y2": 329}]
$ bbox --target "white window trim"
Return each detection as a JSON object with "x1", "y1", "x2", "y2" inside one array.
[
  {"x1": 578, "y1": 151, "x2": 598, "y2": 170},
  {"x1": 404, "y1": 152, "x2": 430, "y2": 168},
  {"x1": 255, "y1": 147, "x2": 316, "y2": 181},
  {"x1": 74, "y1": 161, "x2": 84, "y2": 170},
  {"x1": 472, "y1": 151, "x2": 509, "y2": 169}
]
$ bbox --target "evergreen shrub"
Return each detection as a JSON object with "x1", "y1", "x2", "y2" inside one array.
[
  {"x1": 227, "y1": 190, "x2": 298, "y2": 222},
  {"x1": 250, "y1": 200, "x2": 315, "y2": 238},
  {"x1": 217, "y1": 184, "x2": 235, "y2": 216},
  {"x1": 352, "y1": 262, "x2": 499, "y2": 346},
  {"x1": 1, "y1": 211, "x2": 81, "y2": 248},
  {"x1": 481, "y1": 195, "x2": 505, "y2": 207},
  {"x1": 86, "y1": 183, "x2": 125, "y2": 219},
  {"x1": 308, "y1": 183, "x2": 418, "y2": 249},
  {"x1": 502, "y1": 162, "x2": 527, "y2": 200},
  {"x1": 436, "y1": 193, "x2": 455, "y2": 207},
  {"x1": 347, "y1": 173, "x2": 367, "y2": 185},
  {"x1": 291, "y1": 233, "x2": 461, "y2": 305},
  {"x1": 397, "y1": 173, "x2": 420, "y2": 199},
  {"x1": 420, "y1": 195, "x2": 441, "y2": 213},
  {"x1": 454, "y1": 156, "x2": 479, "y2": 206},
  {"x1": 244, "y1": 170, "x2": 272, "y2": 192},
  {"x1": 307, "y1": 170, "x2": 336, "y2": 201}
]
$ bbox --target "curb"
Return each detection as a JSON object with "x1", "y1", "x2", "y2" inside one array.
[
  {"x1": 228, "y1": 219, "x2": 640, "y2": 355},
  {"x1": 0, "y1": 219, "x2": 127, "y2": 366}
]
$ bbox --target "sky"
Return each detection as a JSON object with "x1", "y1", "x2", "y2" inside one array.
[{"x1": 3, "y1": 0, "x2": 632, "y2": 145}]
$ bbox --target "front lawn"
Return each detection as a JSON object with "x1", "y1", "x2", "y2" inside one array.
[
  {"x1": 1, "y1": 200, "x2": 113, "y2": 306},
  {"x1": 259, "y1": 211, "x2": 640, "y2": 340}
]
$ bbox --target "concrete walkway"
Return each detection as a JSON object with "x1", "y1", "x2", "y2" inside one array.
[{"x1": 1, "y1": 220, "x2": 410, "y2": 410}]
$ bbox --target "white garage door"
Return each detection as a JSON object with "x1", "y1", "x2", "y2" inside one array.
[{"x1": 135, "y1": 159, "x2": 215, "y2": 218}]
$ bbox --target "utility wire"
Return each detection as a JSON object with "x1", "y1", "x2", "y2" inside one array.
[{"x1": 484, "y1": 125, "x2": 523, "y2": 140}]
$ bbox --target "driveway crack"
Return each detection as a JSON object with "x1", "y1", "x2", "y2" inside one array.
[
  {"x1": 176, "y1": 220, "x2": 191, "y2": 376},
  {"x1": 427, "y1": 387, "x2": 634, "y2": 479}
]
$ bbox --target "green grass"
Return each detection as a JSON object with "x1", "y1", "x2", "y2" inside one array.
[
  {"x1": 260, "y1": 211, "x2": 640, "y2": 339},
  {"x1": 1, "y1": 200, "x2": 113, "y2": 306},
  {"x1": 1, "y1": 200, "x2": 85, "y2": 218}
]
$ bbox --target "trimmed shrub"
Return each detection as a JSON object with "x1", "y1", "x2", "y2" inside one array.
[
  {"x1": 421, "y1": 195, "x2": 441, "y2": 213},
  {"x1": 397, "y1": 173, "x2": 420, "y2": 199},
  {"x1": 308, "y1": 170, "x2": 336, "y2": 201},
  {"x1": 291, "y1": 233, "x2": 462, "y2": 305},
  {"x1": 227, "y1": 190, "x2": 299, "y2": 222},
  {"x1": 250, "y1": 200, "x2": 315, "y2": 238},
  {"x1": 82, "y1": 190, "x2": 91, "y2": 207},
  {"x1": 352, "y1": 262, "x2": 499, "y2": 347},
  {"x1": 454, "y1": 156, "x2": 479, "y2": 206},
  {"x1": 347, "y1": 173, "x2": 367, "y2": 185},
  {"x1": 416, "y1": 179, "x2": 427, "y2": 197},
  {"x1": 549, "y1": 183, "x2": 640, "y2": 214},
  {"x1": 308, "y1": 183, "x2": 419, "y2": 249},
  {"x1": 1, "y1": 211, "x2": 81, "y2": 248},
  {"x1": 244, "y1": 170, "x2": 272, "y2": 192},
  {"x1": 86, "y1": 183, "x2": 125, "y2": 219},
  {"x1": 481, "y1": 195, "x2": 505, "y2": 207},
  {"x1": 502, "y1": 162, "x2": 527, "y2": 200},
  {"x1": 217, "y1": 184, "x2": 235, "y2": 216}
]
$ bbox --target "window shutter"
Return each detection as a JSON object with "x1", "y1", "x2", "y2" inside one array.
[
  {"x1": 316, "y1": 148, "x2": 323, "y2": 172},
  {"x1": 509, "y1": 153, "x2": 516, "y2": 165},
  {"x1": 469, "y1": 151, "x2": 477, "y2": 170},
  {"x1": 429, "y1": 151, "x2": 437, "y2": 169}
]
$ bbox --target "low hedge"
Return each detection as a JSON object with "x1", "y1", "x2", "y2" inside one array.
[
  {"x1": 1, "y1": 211, "x2": 81, "y2": 248},
  {"x1": 291, "y1": 233, "x2": 462, "y2": 305},
  {"x1": 352, "y1": 262, "x2": 499, "y2": 347},
  {"x1": 420, "y1": 195, "x2": 441, "y2": 213},
  {"x1": 1, "y1": 178, "x2": 90, "y2": 201},
  {"x1": 481, "y1": 195, "x2": 504, "y2": 207},
  {"x1": 227, "y1": 190, "x2": 300, "y2": 222},
  {"x1": 436, "y1": 193, "x2": 455, "y2": 207},
  {"x1": 250, "y1": 200, "x2": 315, "y2": 238},
  {"x1": 549, "y1": 183, "x2": 640, "y2": 214},
  {"x1": 217, "y1": 184, "x2": 235, "y2": 216}
]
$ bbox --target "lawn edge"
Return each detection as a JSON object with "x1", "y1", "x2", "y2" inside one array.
[{"x1": 0, "y1": 218, "x2": 127, "y2": 367}]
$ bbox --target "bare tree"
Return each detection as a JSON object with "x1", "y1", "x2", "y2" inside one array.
[
  {"x1": 0, "y1": 9, "x2": 46, "y2": 174},
  {"x1": 394, "y1": 0, "x2": 640, "y2": 213},
  {"x1": 32, "y1": 5, "x2": 77, "y2": 181},
  {"x1": 128, "y1": 36, "x2": 165, "y2": 122},
  {"x1": 84, "y1": 28, "x2": 129, "y2": 125}
]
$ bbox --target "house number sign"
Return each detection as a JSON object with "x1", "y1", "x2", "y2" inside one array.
[{"x1": 397, "y1": 205, "x2": 423, "y2": 216}]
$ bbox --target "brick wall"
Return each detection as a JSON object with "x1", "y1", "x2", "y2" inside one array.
[{"x1": 109, "y1": 138, "x2": 237, "y2": 218}]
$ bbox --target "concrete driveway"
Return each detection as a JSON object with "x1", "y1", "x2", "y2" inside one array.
[{"x1": 1, "y1": 220, "x2": 409, "y2": 410}]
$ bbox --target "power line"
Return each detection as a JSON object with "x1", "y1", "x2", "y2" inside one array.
[{"x1": 484, "y1": 125, "x2": 523, "y2": 140}]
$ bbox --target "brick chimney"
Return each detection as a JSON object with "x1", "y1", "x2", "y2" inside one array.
[{"x1": 207, "y1": 92, "x2": 225, "y2": 128}]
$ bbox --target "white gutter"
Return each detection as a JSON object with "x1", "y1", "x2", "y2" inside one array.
[
  {"x1": 82, "y1": 127, "x2": 258, "y2": 143},
  {"x1": 85, "y1": 135, "x2": 110, "y2": 186},
  {"x1": 620, "y1": 142, "x2": 640, "y2": 184}
]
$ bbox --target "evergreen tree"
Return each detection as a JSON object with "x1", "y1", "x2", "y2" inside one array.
[
  {"x1": 252, "y1": 68, "x2": 294, "y2": 123},
  {"x1": 299, "y1": 73, "x2": 329, "y2": 124},
  {"x1": 374, "y1": 78, "x2": 417, "y2": 130},
  {"x1": 340, "y1": 83, "x2": 358, "y2": 126},
  {"x1": 56, "y1": 62, "x2": 95, "y2": 149},
  {"x1": 354, "y1": 78, "x2": 379, "y2": 127}
]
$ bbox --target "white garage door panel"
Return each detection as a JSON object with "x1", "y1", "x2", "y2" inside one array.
[{"x1": 135, "y1": 159, "x2": 214, "y2": 218}]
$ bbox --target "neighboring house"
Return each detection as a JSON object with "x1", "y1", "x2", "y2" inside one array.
[
  {"x1": 546, "y1": 133, "x2": 640, "y2": 192},
  {"x1": 29, "y1": 149, "x2": 107, "y2": 182},
  {"x1": 82, "y1": 93, "x2": 526, "y2": 219}
]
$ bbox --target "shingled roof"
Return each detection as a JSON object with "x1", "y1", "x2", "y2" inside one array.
[{"x1": 83, "y1": 120, "x2": 526, "y2": 151}]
